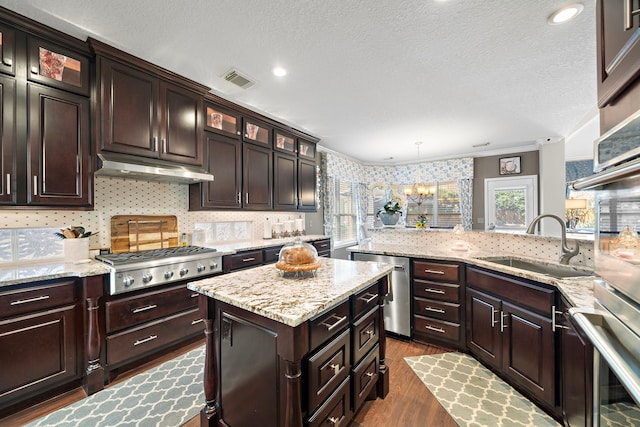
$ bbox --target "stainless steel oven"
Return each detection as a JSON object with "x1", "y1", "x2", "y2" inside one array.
[{"x1": 572, "y1": 159, "x2": 640, "y2": 425}]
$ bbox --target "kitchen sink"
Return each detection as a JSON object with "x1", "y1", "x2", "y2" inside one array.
[{"x1": 478, "y1": 256, "x2": 594, "y2": 279}]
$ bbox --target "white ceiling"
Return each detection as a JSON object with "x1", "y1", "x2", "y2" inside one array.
[{"x1": 0, "y1": 0, "x2": 598, "y2": 163}]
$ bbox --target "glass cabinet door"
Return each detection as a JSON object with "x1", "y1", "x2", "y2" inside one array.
[
  {"x1": 205, "y1": 104, "x2": 241, "y2": 138},
  {"x1": 275, "y1": 130, "x2": 296, "y2": 153},
  {"x1": 243, "y1": 118, "x2": 272, "y2": 147},
  {"x1": 27, "y1": 38, "x2": 90, "y2": 96},
  {"x1": 0, "y1": 24, "x2": 15, "y2": 76},
  {"x1": 298, "y1": 138, "x2": 316, "y2": 159}
]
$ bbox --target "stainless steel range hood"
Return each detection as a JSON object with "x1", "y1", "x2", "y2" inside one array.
[{"x1": 95, "y1": 153, "x2": 214, "y2": 184}]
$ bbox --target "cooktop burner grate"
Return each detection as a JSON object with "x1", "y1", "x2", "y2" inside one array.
[{"x1": 96, "y1": 246, "x2": 218, "y2": 266}]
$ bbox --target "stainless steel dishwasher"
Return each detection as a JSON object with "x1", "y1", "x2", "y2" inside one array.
[{"x1": 352, "y1": 252, "x2": 411, "y2": 338}]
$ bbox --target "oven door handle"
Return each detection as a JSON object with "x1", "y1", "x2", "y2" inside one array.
[{"x1": 570, "y1": 308, "x2": 640, "y2": 406}]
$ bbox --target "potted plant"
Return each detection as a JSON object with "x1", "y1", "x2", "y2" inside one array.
[{"x1": 377, "y1": 200, "x2": 403, "y2": 226}]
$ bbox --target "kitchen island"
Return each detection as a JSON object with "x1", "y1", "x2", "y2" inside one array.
[{"x1": 188, "y1": 257, "x2": 393, "y2": 427}]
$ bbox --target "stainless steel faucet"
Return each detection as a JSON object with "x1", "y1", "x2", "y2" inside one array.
[{"x1": 526, "y1": 214, "x2": 580, "y2": 265}]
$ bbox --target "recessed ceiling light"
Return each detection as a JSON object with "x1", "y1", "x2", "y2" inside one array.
[
  {"x1": 273, "y1": 67, "x2": 287, "y2": 77},
  {"x1": 548, "y1": 3, "x2": 584, "y2": 25}
]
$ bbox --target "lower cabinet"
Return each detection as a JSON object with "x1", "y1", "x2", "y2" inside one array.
[
  {"x1": 466, "y1": 267, "x2": 557, "y2": 413},
  {"x1": 0, "y1": 280, "x2": 80, "y2": 413},
  {"x1": 104, "y1": 284, "x2": 203, "y2": 375},
  {"x1": 559, "y1": 296, "x2": 593, "y2": 427}
]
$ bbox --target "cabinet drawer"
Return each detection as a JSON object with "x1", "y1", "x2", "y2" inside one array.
[
  {"x1": 262, "y1": 245, "x2": 283, "y2": 264},
  {"x1": 228, "y1": 250, "x2": 263, "y2": 271},
  {"x1": 466, "y1": 267, "x2": 555, "y2": 315},
  {"x1": 0, "y1": 280, "x2": 76, "y2": 319},
  {"x1": 310, "y1": 300, "x2": 349, "y2": 350},
  {"x1": 106, "y1": 308, "x2": 203, "y2": 366},
  {"x1": 307, "y1": 328, "x2": 351, "y2": 414},
  {"x1": 351, "y1": 307, "x2": 379, "y2": 365},
  {"x1": 413, "y1": 260, "x2": 459, "y2": 282},
  {"x1": 352, "y1": 345, "x2": 379, "y2": 412},
  {"x1": 351, "y1": 282, "x2": 379, "y2": 320},
  {"x1": 307, "y1": 377, "x2": 352, "y2": 427},
  {"x1": 312, "y1": 239, "x2": 331, "y2": 257},
  {"x1": 106, "y1": 285, "x2": 197, "y2": 333},
  {"x1": 414, "y1": 297, "x2": 460, "y2": 323},
  {"x1": 413, "y1": 279, "x2": 460, "y2": 302},
  {"x1": 414, "y1": 315, "x2": 460, "y2": 342}
]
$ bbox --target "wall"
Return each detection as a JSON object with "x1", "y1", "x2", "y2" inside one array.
[
  {"x1": 0, "y1": 176, "x2": 309, "y2": 252},
  {"x1": 472, "y1": 150, "x2": 540, "y2": 230}
]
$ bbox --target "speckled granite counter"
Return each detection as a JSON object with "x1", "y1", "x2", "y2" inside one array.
[
  {"x1": 201, "y1": 234, "x2": 329, "y2": 253},
  {"x1": 347, "y1": 242, "x2": 596, "y2": 309},
  {"x1": 0, "y1": 260, "x2": 112, "y2": 288},
  {"x1": 188, "y1": 257, "x2": 393, "y2": 327}
]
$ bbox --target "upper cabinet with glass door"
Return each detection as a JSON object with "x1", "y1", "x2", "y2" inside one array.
[
  {"x1": 298, "y1": 138, "x2": 316, "y2": 160},
  {"x1": 274, "y1": 130, "x2": 296, "y2": 154},
  {"x1": 205, "y1": 103, "x2": 241, "y2": 138},
  {"x1": 27, "y1": 38, "x2": 90, "y2": 96},
  {"x1": 0, "y1": 24, "x2": 15, "y2": 76},
  {"x1": 243, "y1": 118, "x2": 272, "y2": 147}
]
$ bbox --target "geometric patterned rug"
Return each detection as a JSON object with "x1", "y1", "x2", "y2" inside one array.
[
  {"x1": 405, "y1": 352, "x2": 561, "y2": 427},
  {"x1": 26, "y1": 345, "x2": 205, "y2": 427}
]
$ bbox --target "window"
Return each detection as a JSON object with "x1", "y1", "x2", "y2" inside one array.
[
  {"x1": 333, "y1": 180, "x2": 358, "y2": 245},
  {"x1": 485, "y1": 175, "x2": 538, "y2": 232},
  {"x1": 405, "y1": 181, "x2": 462, "y2": 228}
]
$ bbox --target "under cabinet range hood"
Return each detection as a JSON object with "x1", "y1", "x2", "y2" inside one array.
[{"x1": 95, "y1": 153, "x2": 214, "y2": 184}]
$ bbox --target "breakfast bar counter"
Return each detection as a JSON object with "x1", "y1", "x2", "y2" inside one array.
[{"x1": 188, "y1": 257, "x2": 393, "y2": 427}]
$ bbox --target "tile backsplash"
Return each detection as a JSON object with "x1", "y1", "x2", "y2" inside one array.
[{"x1": 0, "y1": 176, "x2": 305, "y2": 254}]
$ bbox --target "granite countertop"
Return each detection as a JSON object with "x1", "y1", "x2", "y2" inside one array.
[
  {"x1": 203, "y1": 234, "x2": 329, "y2": 254},
  {"x1": 188, "y1": 257, "x2": 393, "y2": 327},
  {"x1": 347, "y1": 242, "x2": 596, "y2": 309},
  {"x1": 0, "y1": 260, "x2": 112, "y2": 289}
]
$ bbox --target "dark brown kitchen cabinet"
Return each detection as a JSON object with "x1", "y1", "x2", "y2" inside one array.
[
  {"x1": 0, "y1": 280, "x2": 79, "y2": 414},
  {"x1": 27, "y1": 37, "x2": 90, "y2": 96},
  {"x1": 27, "y1": 83, "x2": 91, "y2": 206},
  {"x1": 298, "y1": 138, "x2": 316, "y2": 160},
  {"x1": 466, "y1": 267, "x2": 557, "y2": 413},
  {"x1": 559, "y1": 296, "x2": 593, "y2": 427},
  {"x1": 189, "y1": 132, "x2": 242, "y2": 210},
  {"x1": 274, "y1": 152, "x2": 297, "y2": 210},
  {"x1": 91, "y1": 39, "x2": 207, "y2": 166},
  {"x1": 243, "y1": 117, "x2": 272, "y2": 147},
  {"x1": 597, "y1": 0, "x2": 640, "y2": 107},
  {"x1": 205, "y1": 102, "x2": 241, "y2": 138},
  {"x1": 298, "y1": 159, "x2": 317, "y2": 211},
  {"x1": 0, "y1": 23, "x2": 15, "y2": 76},
  {"x1": 0, "y1": 73, "x2": 15, "y2": 204},
  {"x1": 243, "y1": 143, "x2": 273, "y2": 210}
]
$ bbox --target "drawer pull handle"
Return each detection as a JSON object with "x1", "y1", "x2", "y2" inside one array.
[
  {"x1": 132, "y1": 304, "x2": 157, "y2": 314},
  {"x1": 191, "y1": 318, "x2": 204, "y2": 325},
  {"x1": 190, "y1": 293, "x2": 199, "y2": 298},
  {"x1": 134, "y1": 335, "x2": 158, "y2": 346},
  {"x1": 328, "y1": 416, "x2": 341, "y2": 426},
  {"x1": 625, "y1": 0, "x2": 640, "y2": 30},
  {"x1": 424, "y1": 269, "x2": 445, "y2": 275},
  {"x1": 424, "y1": 306, "x2": 445, "y2": 314},
  {"x1": 500, "y1": 311, "x2": 508, "y2": 333},
  {"x1": 425, "y1": 325, "x2": 445, "y2": 334},
  {"x1": 491, "y1": 306, "x2": 497, "y2": 328},
  {"x1": 10, "y1": 295, "x2": 50, "y2": 305},
  {"x1": 329, "y1": 363, "x2": 341, "y2": 375},
  {"x1": 242, "y1": 257, "x2": 256, "y2": 262},
  {"x1": 424, "y1": 288, "x2": 445, "y2": 295},
  {"x1": 320, "y1": 314, "x2": 347, "y2": 331},
  {"x1": 365, "y1": 371, "x2": 375, "y2": 378},
  {"x1": 319, "y1": 244, "x2": 328, "y2": 247},
  {"x1": 359, "y1": 293, "x2": 378, "y2": 304},
  {"x1": 551, "y1": 305, "x2": 570, "y2": 332}
]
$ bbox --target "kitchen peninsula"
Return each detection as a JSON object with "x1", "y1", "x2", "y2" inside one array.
[{"x1": 188, "y1": 257, "x2": 393, "y2": 427}]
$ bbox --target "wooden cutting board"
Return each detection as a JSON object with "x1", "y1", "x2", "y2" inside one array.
[{"x1": 110, "y1": 215, "x2": 179, "y2": 253}]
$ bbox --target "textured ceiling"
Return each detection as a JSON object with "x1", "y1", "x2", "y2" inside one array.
[{"x1": 0, "y1": 0, "x2": 598, "y2": 163}]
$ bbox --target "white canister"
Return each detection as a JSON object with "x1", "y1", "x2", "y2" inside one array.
[
  {"x1": 64, "y1": 238, "x2": 90, "y2": 263},
  {"x1": 263, "y1": 219, "x2": 272, "y2": 239}
]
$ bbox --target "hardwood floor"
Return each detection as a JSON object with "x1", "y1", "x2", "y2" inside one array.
[{"x1": 1, "y1": 338, "x2": 456, "y2": 427}]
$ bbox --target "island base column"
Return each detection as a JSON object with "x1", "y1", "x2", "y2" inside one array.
[
  {"x1": 200, "y1": 296, "x2": 221, "y2": 427},
  {"x1": 284, "y1": 359, "x2": 303, "y2": 427},
  {"x1": 377, "y1": 276, "x2": 390, "y2": 398}
]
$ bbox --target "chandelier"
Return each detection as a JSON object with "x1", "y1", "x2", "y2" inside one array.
[{"x1": 403, "y1": 141, "x2": 435, "y2": 206}]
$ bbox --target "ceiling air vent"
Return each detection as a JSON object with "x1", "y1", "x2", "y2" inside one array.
[{"x1": 223, "y1": 69, "x2": 255, "y2": 89}]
